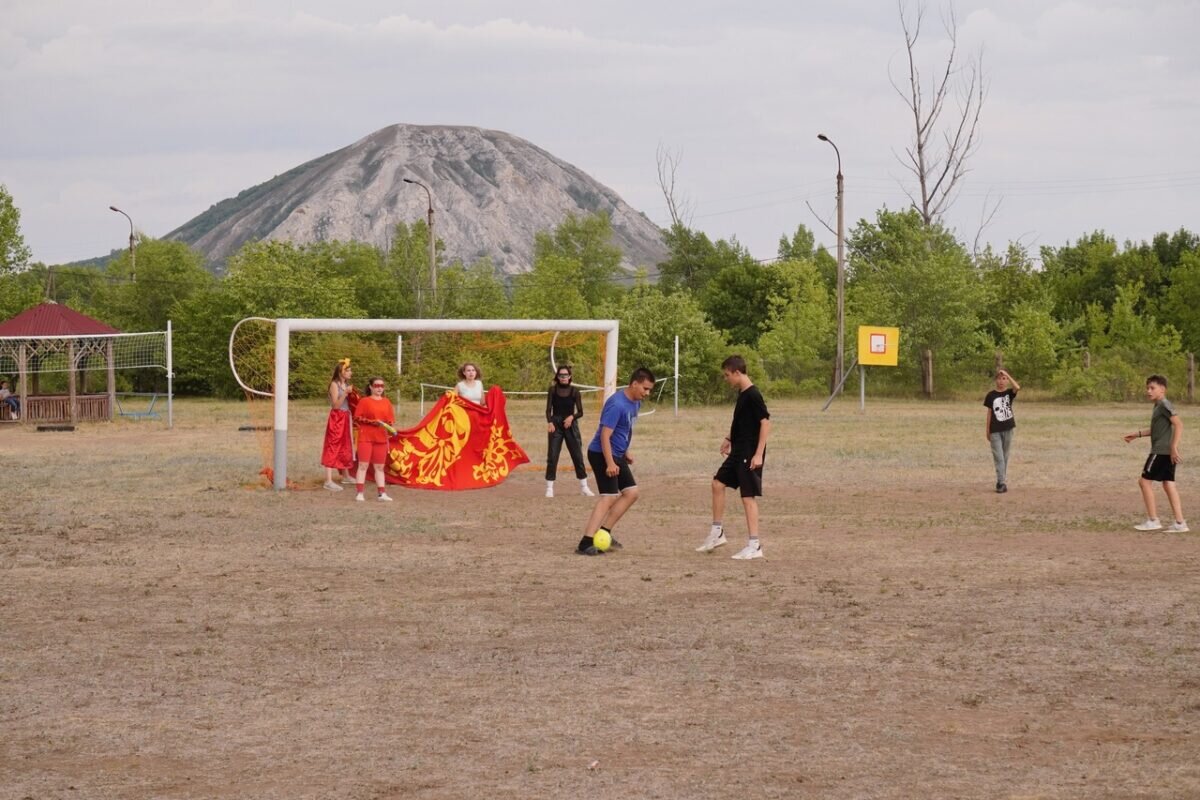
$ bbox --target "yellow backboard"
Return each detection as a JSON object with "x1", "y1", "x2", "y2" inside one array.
[{"x1": 857, "y1": 326, "x2": 900, "y2": 367}]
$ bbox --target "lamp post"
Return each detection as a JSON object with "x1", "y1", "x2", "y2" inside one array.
[
  {"x1": 109, "y1": 205, "x2": 136, "y2": 282},
  {"x1": 817, "y1": 133, "x2": 845, "y2": 393},
  {"x1": 403, "y1": 178, "x2": 436, "y2": 306}
]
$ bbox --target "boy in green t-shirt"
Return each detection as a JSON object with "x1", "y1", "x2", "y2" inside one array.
[{"x1": 1123, "y1": 375, "x2": 1187, "y2": 532}]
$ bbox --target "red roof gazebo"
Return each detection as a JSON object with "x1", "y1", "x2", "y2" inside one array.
[{"x1": 0, "y1": 302, "x2": 123, "y2": 425}]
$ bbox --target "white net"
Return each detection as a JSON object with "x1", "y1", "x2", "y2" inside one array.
[{"x1": 0, "y1": 332, "x2": 167, "y2": 374}]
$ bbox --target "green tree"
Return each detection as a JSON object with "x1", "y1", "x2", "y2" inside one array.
[
  {"x1": 847, "y1": 209, "x2": 988, "y2": 387},
  {"x1": 1161, "y1": 251, "x2": 1200, "y2": 352},
  {"x1": 513, "y1": 253, "x2": 589, "y2": 320},
  {"x1": 438, "y1": 259, "x2": 510, "y2": 320},
  {"x1": 1040, "y1": 231, "x2": 1122, "y2": 319},
  {"x1": 532, "y1": 212, "x2": 623, "y2": 306},
  {"x1": 0, "y1": 184, "x2": 32, "y2": 274},
  {"x1": 92, "y1": 238, "x2": 214, "y2": 332},
  {"x1": 757, "y1": 259, "x2": 834, "y2": 392},
  {"x1": 998, "y1": 298, "x2": 1064, "y2": 383},
  {"x1": 598, "y1": 285, "x2": 728, "y2": 402},
  {"x1": 658, "y1": 224, "x2": 754, "y2": 294}
]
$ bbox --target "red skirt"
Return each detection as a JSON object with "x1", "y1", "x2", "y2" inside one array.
[{"x1": 320, "y1": 409, "x2": 354, "y2": 469}]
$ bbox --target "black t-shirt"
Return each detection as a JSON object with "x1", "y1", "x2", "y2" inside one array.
[
  {"x1": 729, "y1": 385, "x2": 770, "y2": 456},
  {"x1": 983, "y1": 388, "x2": 1017, "y2": 432}
]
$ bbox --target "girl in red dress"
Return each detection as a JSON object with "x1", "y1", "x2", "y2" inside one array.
[
  {"x1": 352, "y1": 376, "x2": 396, "y2": 502},
  {"x1": 321, "y1": 359, "x2": 357, "y2": 490}
]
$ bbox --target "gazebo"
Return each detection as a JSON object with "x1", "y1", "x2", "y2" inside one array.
[{"x1": 0, "y1": 302, "x2": 122, "y2": 424}]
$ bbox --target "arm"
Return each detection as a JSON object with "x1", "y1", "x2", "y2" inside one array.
[
  {"x1": 1000, "y1": 369, "x2": 1021, "y2": 392},
  {"x1": 545, "y1": 388, "x2": 555, "y2": 432},
  {"x1": 328, "y1": 381, "x2": 343, "y2": 409},
  {"x1": 750, "y1": 418, "x2": 771, "y2": 469},
  {"x1": 1123, "y1": 426, "x2": 1149, "y2": 444},
  {"x1": 985, "y1": 408, "x2": 992, "y2": 441},
  {"x1": 600, "y1": 427, "x2": 619, "y2": 475},
  {"x1": 1171, "y1": 415, "x2": 1184, "y2": 464}
]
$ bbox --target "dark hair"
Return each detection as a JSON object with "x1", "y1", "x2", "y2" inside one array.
[
  {"x1": 366, "y1": 376, "x2": 387, "y2": 389},
  {"x1": 554, "y1": 364, "x2": 573, "y2": 383},
  {"x1": 721, "y1": 355, "x2": 748, "y2": 374},
  {"x1": 330, "y1": 360, "x2": 350, "y2": 382},
  {"x1": 1147, "y1": 374, "x2": 1168, "y2": 389},
  {"x1": 630, "y1": 367, "x2": 656, "y2": 385},
  {"x1": 457, "y1": 362, "x2": 483, "y2": 381}
]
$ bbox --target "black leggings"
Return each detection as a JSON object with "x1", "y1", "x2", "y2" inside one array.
[{"x1": 546, "y1": 419, "x2": 587, "y2": 480}]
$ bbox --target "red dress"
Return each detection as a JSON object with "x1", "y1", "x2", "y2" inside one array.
[{"x1": 320, "y1": 386, "x2": 357, "y2": 470}]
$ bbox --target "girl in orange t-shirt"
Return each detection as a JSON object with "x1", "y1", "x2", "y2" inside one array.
[{"x1": 352, "y1": 376, "x2": 396, "y2": 502}]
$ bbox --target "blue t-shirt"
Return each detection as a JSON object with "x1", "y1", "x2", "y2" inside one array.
[{"x1": 588, "y1": 390, "x2": 641, "y2": 459}]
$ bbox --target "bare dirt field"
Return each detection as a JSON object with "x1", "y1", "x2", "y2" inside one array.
[{"x1": 2, "y1": 396, "x2": 1199, "y2": 799}]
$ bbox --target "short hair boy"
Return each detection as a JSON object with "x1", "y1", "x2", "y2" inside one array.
[
  {"x1": 696, "y1": 355, "x2": 771, "y2": 559},
  {"x1": 576, "y1": 368, "x2": 656, "y2": 555},
  {"x1": 1123, "y1": 375, "x2": 1187, "y2": 532},
  {"x1": 984, "y1": 368, "x2": 1020, "y2": 493}
]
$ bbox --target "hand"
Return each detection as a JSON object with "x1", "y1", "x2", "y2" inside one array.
[
  {"x1": 563, "y1": 415, "x2": 574, "y2": 429},
  {"x1": 750, "y1": 453, "x2": 763, "y2": 469},
  {"x1": 1123, "y1": 433, "x2": 1138, "y2": 444},
  {"x1": 1171, "y1": 447, "x2": 1182, "y2": 465},
  {"x1": 720, "y1": 439, "x2": 731, "y2": 456},
  {"x1": 546, "y1": 422, "x2": 556, "y2": 433},
  {"x1": 606, "y1": 461, "x2": 620, "y2": 477},
  {"x1": 624, "y1": 452, "x2": 634, "y2": 464}
]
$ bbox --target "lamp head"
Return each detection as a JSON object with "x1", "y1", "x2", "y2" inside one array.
[
  {"x1": 402, "y1": 178, "x2": 416, "y2": 185},
  {"x1": 817, "y1": 133, "x2": 829, "y2": 142},
  {"x1": 109, "y1": 205, "x2": 122, "y2": 212}
]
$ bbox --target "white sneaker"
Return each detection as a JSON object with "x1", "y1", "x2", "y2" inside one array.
[
  {"x1": 341, "y1": 476, "x2": 356, "y2": 485},
  {"x1": 355, "y1": 493, "x2": 365, "y2": 502},
  {"x1": 580, "y1": 481, "x2": 595, "y2": 497},
  {"x1": 323, "y1": 481, "x2": 344, "y2": 492},
  {"x1": 696, "y1": 525, "x2": 727, "y2": 552},
  {"x1": 377, "y1": 492, "x2": 393, "y2": 502},
  {"x1": 731, "y1": 540, "x2": 763, "y2": 560},
  {"x1": 1170, "y1": 520, "x2": 1189, "y2": 533},
  {"x1": 1134, "y1": 519, "x2": 1163, "y2": 531},
  {"x1": 545, "y1": 483, "x2": 554, "y2": 498}
]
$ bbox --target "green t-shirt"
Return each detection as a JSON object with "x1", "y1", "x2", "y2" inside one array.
[{"x1": 1149, "y1": 397, "x2": 1177, "y2": 455}]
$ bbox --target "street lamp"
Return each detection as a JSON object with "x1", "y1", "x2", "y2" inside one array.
[
  {"x1": 817, "y1": 133, "x2": 845, "y2": 393},
  {"x1": 403, "y1": 178, "x2": 436, "y2": 306},
  {"x1": 109, "y1": 205, "x2": 136, "y2": 282}
]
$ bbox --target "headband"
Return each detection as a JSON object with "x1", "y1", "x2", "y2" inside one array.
[{"x1": 339, "y1": 358, "x2": 351, "y2": 368}]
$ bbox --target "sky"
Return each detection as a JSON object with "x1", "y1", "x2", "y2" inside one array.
[{"x1": 2, "y1": 0, "x2": 1199, "y2": 267}]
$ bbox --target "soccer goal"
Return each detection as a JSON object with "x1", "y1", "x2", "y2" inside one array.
[{"x1": 237, "y1": 318, "x2": 619, "y2": 490}]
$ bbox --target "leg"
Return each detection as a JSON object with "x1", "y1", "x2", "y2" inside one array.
[
  {"x1": 1139, "y1": 476, "x2": 1159, "y2": 520},
  {"x1": 599, "y1": 486, "x2": 640, "y2": 530},
  {"x1": 1000, "y1": 430, "x2": 1013, "y2": 483},
  {"x1": 712, "y1": 478, "x2": 727, "y2": 526},
  {"x1": 545, "y1": 425, "x2": 564, "y2": 482},
  {"x1": 989, "y1": 432, "x2": 1006, "y2": 487},
  {"x1": 564, "y1": 426, "x2": 588, "y2": 480},
  {"x1": 741, "y1": 496, "x2": 759, "y2": 536},
  {"x1": 583, "y1": 495, "x2": 618, "y2": 539},
  {"x1": 1163, "y1": 481, "x2": 1185, "y2": 524}
]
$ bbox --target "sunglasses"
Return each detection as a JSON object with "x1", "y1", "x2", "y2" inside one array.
[
  {"x1": 371, "y1": 383, "x2": 386, "y2": 389},
  {"x1": 557, "y1": 373, "x2": 571, "y2": 378}
]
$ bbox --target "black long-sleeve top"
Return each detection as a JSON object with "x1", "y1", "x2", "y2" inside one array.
[{"x1": 545, "y1": 384, "x2": 584, "y2": 422}]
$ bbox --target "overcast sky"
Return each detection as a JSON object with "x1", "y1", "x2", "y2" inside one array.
[{"x1": 3, "y1": 0, "x2": 1198, "y2": 266}]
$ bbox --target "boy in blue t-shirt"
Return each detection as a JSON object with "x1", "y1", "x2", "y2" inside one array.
[{"x1": 576, "y1": 367, "x2": 657, "y2": 555}]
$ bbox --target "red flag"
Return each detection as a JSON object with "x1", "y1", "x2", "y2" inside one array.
[{"x1": 379, "y1": 385, "x2": 529, "y2": 490}]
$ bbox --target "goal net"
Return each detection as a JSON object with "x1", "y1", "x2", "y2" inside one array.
[{"x1": 230, "y1": 318, "x2": 620, "y2": 490}]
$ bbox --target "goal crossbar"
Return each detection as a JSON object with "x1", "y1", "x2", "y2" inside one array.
[{"x1": 270, "y1": 318, "x2": 619, "y2": 490}]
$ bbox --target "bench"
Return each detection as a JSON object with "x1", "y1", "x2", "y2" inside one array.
[{"x1": 116, "y1": 393, "x2": 160, "y2": 420}]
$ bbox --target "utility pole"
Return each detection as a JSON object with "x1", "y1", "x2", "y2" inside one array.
[
  {"x1": 403, "y1": 179, "x2": 436, "y2": 305},
  {"x1": 109, "y1": 205, "x2": 136, "y2": 282},
  {"x1": 817, "y1": 134, "x2": 845, "y2": 392}
]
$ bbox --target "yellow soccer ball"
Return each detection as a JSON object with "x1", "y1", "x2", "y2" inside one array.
[{"x1": 592, "y1": 529, "x2": 612, "y2": 552}]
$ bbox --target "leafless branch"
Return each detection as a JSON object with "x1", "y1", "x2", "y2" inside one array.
[{"x1": 655, "y1": 142, "x2": 693, "y2": 228}]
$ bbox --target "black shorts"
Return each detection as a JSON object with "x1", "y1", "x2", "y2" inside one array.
[
  {"x1": 1142, "y1": 454, "x2": 1177, "y2": 483},
  {"x1": 588, "y1": 449, "x2": 636, "y2": 495},
  {"x1": 714, "y1": 454, "x2": 764, "y2": 498}
]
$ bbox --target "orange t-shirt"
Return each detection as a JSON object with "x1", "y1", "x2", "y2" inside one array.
[{"x1": 354, "y1": 396, "x2": 395, "y2": 443}]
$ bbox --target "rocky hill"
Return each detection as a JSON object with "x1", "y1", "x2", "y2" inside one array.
[{"x1": 166, "y1": 124, "x2": 667, "y2": 274}]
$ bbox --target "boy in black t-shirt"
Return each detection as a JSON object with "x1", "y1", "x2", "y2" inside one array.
[
  {"x1": 696, "y1": 355, "x2": 771, "y2": 559},
  {"x1": 983, "y1": 368, "x2": 1020, "y2": 493}
]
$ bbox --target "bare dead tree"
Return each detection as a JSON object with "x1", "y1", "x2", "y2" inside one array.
[
  {"x1": 891, "y1": 0, "x2": 986, "y2": 226},
  {"x1": 655, "y1": 142, "x2": 693, "y2": 228}
]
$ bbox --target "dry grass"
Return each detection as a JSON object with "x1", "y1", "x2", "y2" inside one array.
[{"x1": 2, "y1": 397, "x2": 1199, "y2": 799}]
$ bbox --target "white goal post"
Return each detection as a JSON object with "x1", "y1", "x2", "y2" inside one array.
[{"x1": 270, "y1": 318, "x2": 619, "y2": 490}]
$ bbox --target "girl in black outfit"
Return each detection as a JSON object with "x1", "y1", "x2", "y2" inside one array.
[{"x1": 545, "y1": 365, "x2": 594, "y2": 498}]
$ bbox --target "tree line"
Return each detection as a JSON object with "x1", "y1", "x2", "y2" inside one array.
[{"x1": 1, "y1": 183, "x2": 1197, "y2": 402}]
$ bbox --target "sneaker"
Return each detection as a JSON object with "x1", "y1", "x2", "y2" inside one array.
[
  {"x1": 377, "y1": 493, "x2": 393, "y2": 502},
  {"x1": 576, "y1": 545, "x2": 605, "y2": 556},
  {"x1": 997, "y1": 483, "x2": 1008, "y2": 494},
  {"x1": 323, "y1": 481, "x2": 344, "y2": 492},
  {"x1": 341, "y1": 476, "x2": 356, "y2": 485},
  {"x1": 731, "y1": 541, "x2": 763, "y2": 560},
  {"x1": 608, "y1": 537, "x2": 623, "y2": 551},
  {"x1": 580, "y1": 482, "x2": 595, "y2": 497},
  {"x1": 1134, "y1": 519, "x2": 1163, "y2": 531},
  {"x1": 545, "y1": 483, "x2": 554, "y2": 498},
  {"x1": 696, "y1": 526, "x2": 727, "y2": 552},
  {"x1": 1170, "y1": 521, "x2": 1190, "y2": 533},
  {"x1": 355, "y1": 493, "x2": 365, "y2": 502}
]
